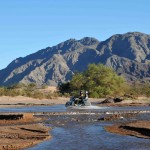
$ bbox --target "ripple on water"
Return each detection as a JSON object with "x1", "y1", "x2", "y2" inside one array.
[
  {"x1": 0, "y1": 105, "x2": 150, "y2": 113},
  {"x1": 26, "y1": 124, "x2": 150, "y2": 150},
  {"x1": 67, "y1": 105, "x2": 108, "y2": 110}
]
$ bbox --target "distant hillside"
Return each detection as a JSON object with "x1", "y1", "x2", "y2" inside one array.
[{"x1": 0, "y1": 32, "x2": 150, "y2": 86}]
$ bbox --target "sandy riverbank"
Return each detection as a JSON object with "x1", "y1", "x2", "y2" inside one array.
[
  {"x1": 0, "y1": 113, "x2": 51, "y2": 150},
  {"x1": 0, "y1": 96, "x2": 104, "y2": 108},
  {"x1": 105, "y1": 121, "x2": 150, "y2": 139},
  {"x1": 0, "y1": 96, "x2": 68, "y2": 108},
  {"x1": 0, "y1": 96, "x2": 149, "y2": 107}
]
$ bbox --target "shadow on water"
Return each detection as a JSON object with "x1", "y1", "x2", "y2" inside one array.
[{"x1": 27, "y1": 124, "x2": 150, "y2": 150}]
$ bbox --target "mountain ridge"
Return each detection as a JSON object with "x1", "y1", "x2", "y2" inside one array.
[{"x1": 0, "y1": 32, "x2": 150, "y2": 86}]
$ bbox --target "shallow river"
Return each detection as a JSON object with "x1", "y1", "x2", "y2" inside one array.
[
  {"x1": 0, "y1": 104, "x2": 150, "y2": 113},
  {"x1": 27, "y1": 124, "x2": 150, "y2": 150},
  {"x1": 0, "y1": 105, "x2": 150, "y2": 150}
]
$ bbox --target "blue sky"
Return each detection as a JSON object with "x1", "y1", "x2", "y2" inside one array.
[{"x1": 0, "y1": 0, "x2": 150, "y2": 69}]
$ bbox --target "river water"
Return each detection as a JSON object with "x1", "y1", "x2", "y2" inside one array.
[
  {"x1": 0, "y1": 104, "x2": 150, "y2": 113},
  {"x1": 0, "y1": 105, "x2": 150, "y2": 150},
  {"x1": 27, "y1": 123, "x2": 150, "y2": 150}
]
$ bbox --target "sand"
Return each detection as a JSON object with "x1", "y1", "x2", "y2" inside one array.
[
  {"x1": 0, "y1": 96, "x2": 68, "y2": 108},
  {"x1": 0, "y1": 96, "x2": 104, "y2": 108},
  {"x1": 0, "y1": 113, "x2": 51, "y2": 150},
  {"x1": 0, "y1": 94, "x2": 149, "y2": 108},
  {"x1": 105, "y1": 121, "x2": 150, "y2": 139}
]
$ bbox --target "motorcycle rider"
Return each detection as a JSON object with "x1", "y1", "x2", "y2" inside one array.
[{"x1": 75, "y1": 90, "x2": 84, "y2": 105}]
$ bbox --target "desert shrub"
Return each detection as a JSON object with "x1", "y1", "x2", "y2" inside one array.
[
  {"x1": 52, "y1": 91, "x2": 59, "y2": 98},
  {"x1": 4, "y1": 89, "x2": 21, "y2": 97},
  {"x1": 0, "y1": 83, "x2": 60, "y2": 99},
  {"x1": 45, "y1": 93, "x2": 53, "y2": 99},
  {"x1": 8, "y1": 83, "x2": 27, "y2": 89},
  {"x1": 41, "y1": 84, "x2": 48, "y2": 89},
  {"x1": 31, "y1": 91, "x2": 44, "y2": 99},
  {"x1": 27, "y1": 83, "x2": 36, "y2": 91},
  {"x1": 128, "y1": 83, "x2": 150, "y2": 97},
  {"x1": 63, "y1": 93, "x2": 70, "y2": 97},
  {"x1": 0, "y1": 87, "x2": 6, "y2": 96}
]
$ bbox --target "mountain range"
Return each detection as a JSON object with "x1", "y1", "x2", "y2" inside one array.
[{"x1": 0, "y1": 32, "x2": 150, "y2": 86}]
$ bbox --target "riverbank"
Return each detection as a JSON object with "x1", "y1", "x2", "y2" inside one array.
[
  {"x1": 0, "y1": 96, "x2": 149, "y2": 108},
  {"x1": 0, "y1": 96, "x2": 68, "y2": 108},
  {"x1": 0, "y1": 96, "x2": 103, "y2": 108},
  {"x1": 105, "y1": 120, "x2": 150, "y2": 139},
  {"x1": 0, "y1": 113, "x2": 51, "y2": 150}
]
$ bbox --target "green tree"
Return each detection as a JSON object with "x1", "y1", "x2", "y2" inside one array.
[
  {"x1": 70, "y1": 73, "x2": 85, "y2": 90},
  {"x1": 69, "y1": 64, "x2": 127, "y2": 98}
]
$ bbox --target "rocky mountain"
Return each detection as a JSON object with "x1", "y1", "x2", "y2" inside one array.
[{"x1": 0, "y1": 32, "x2": 150, "y2": 86}]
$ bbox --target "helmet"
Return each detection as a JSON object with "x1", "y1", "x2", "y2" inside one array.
[{"x1": 80, "y1": 90, "x2": 83, "y2": 93}]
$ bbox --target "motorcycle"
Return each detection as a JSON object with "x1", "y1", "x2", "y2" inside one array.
[{"x1": 65, "y1": 91, "x2": 91, "y2": 107}]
